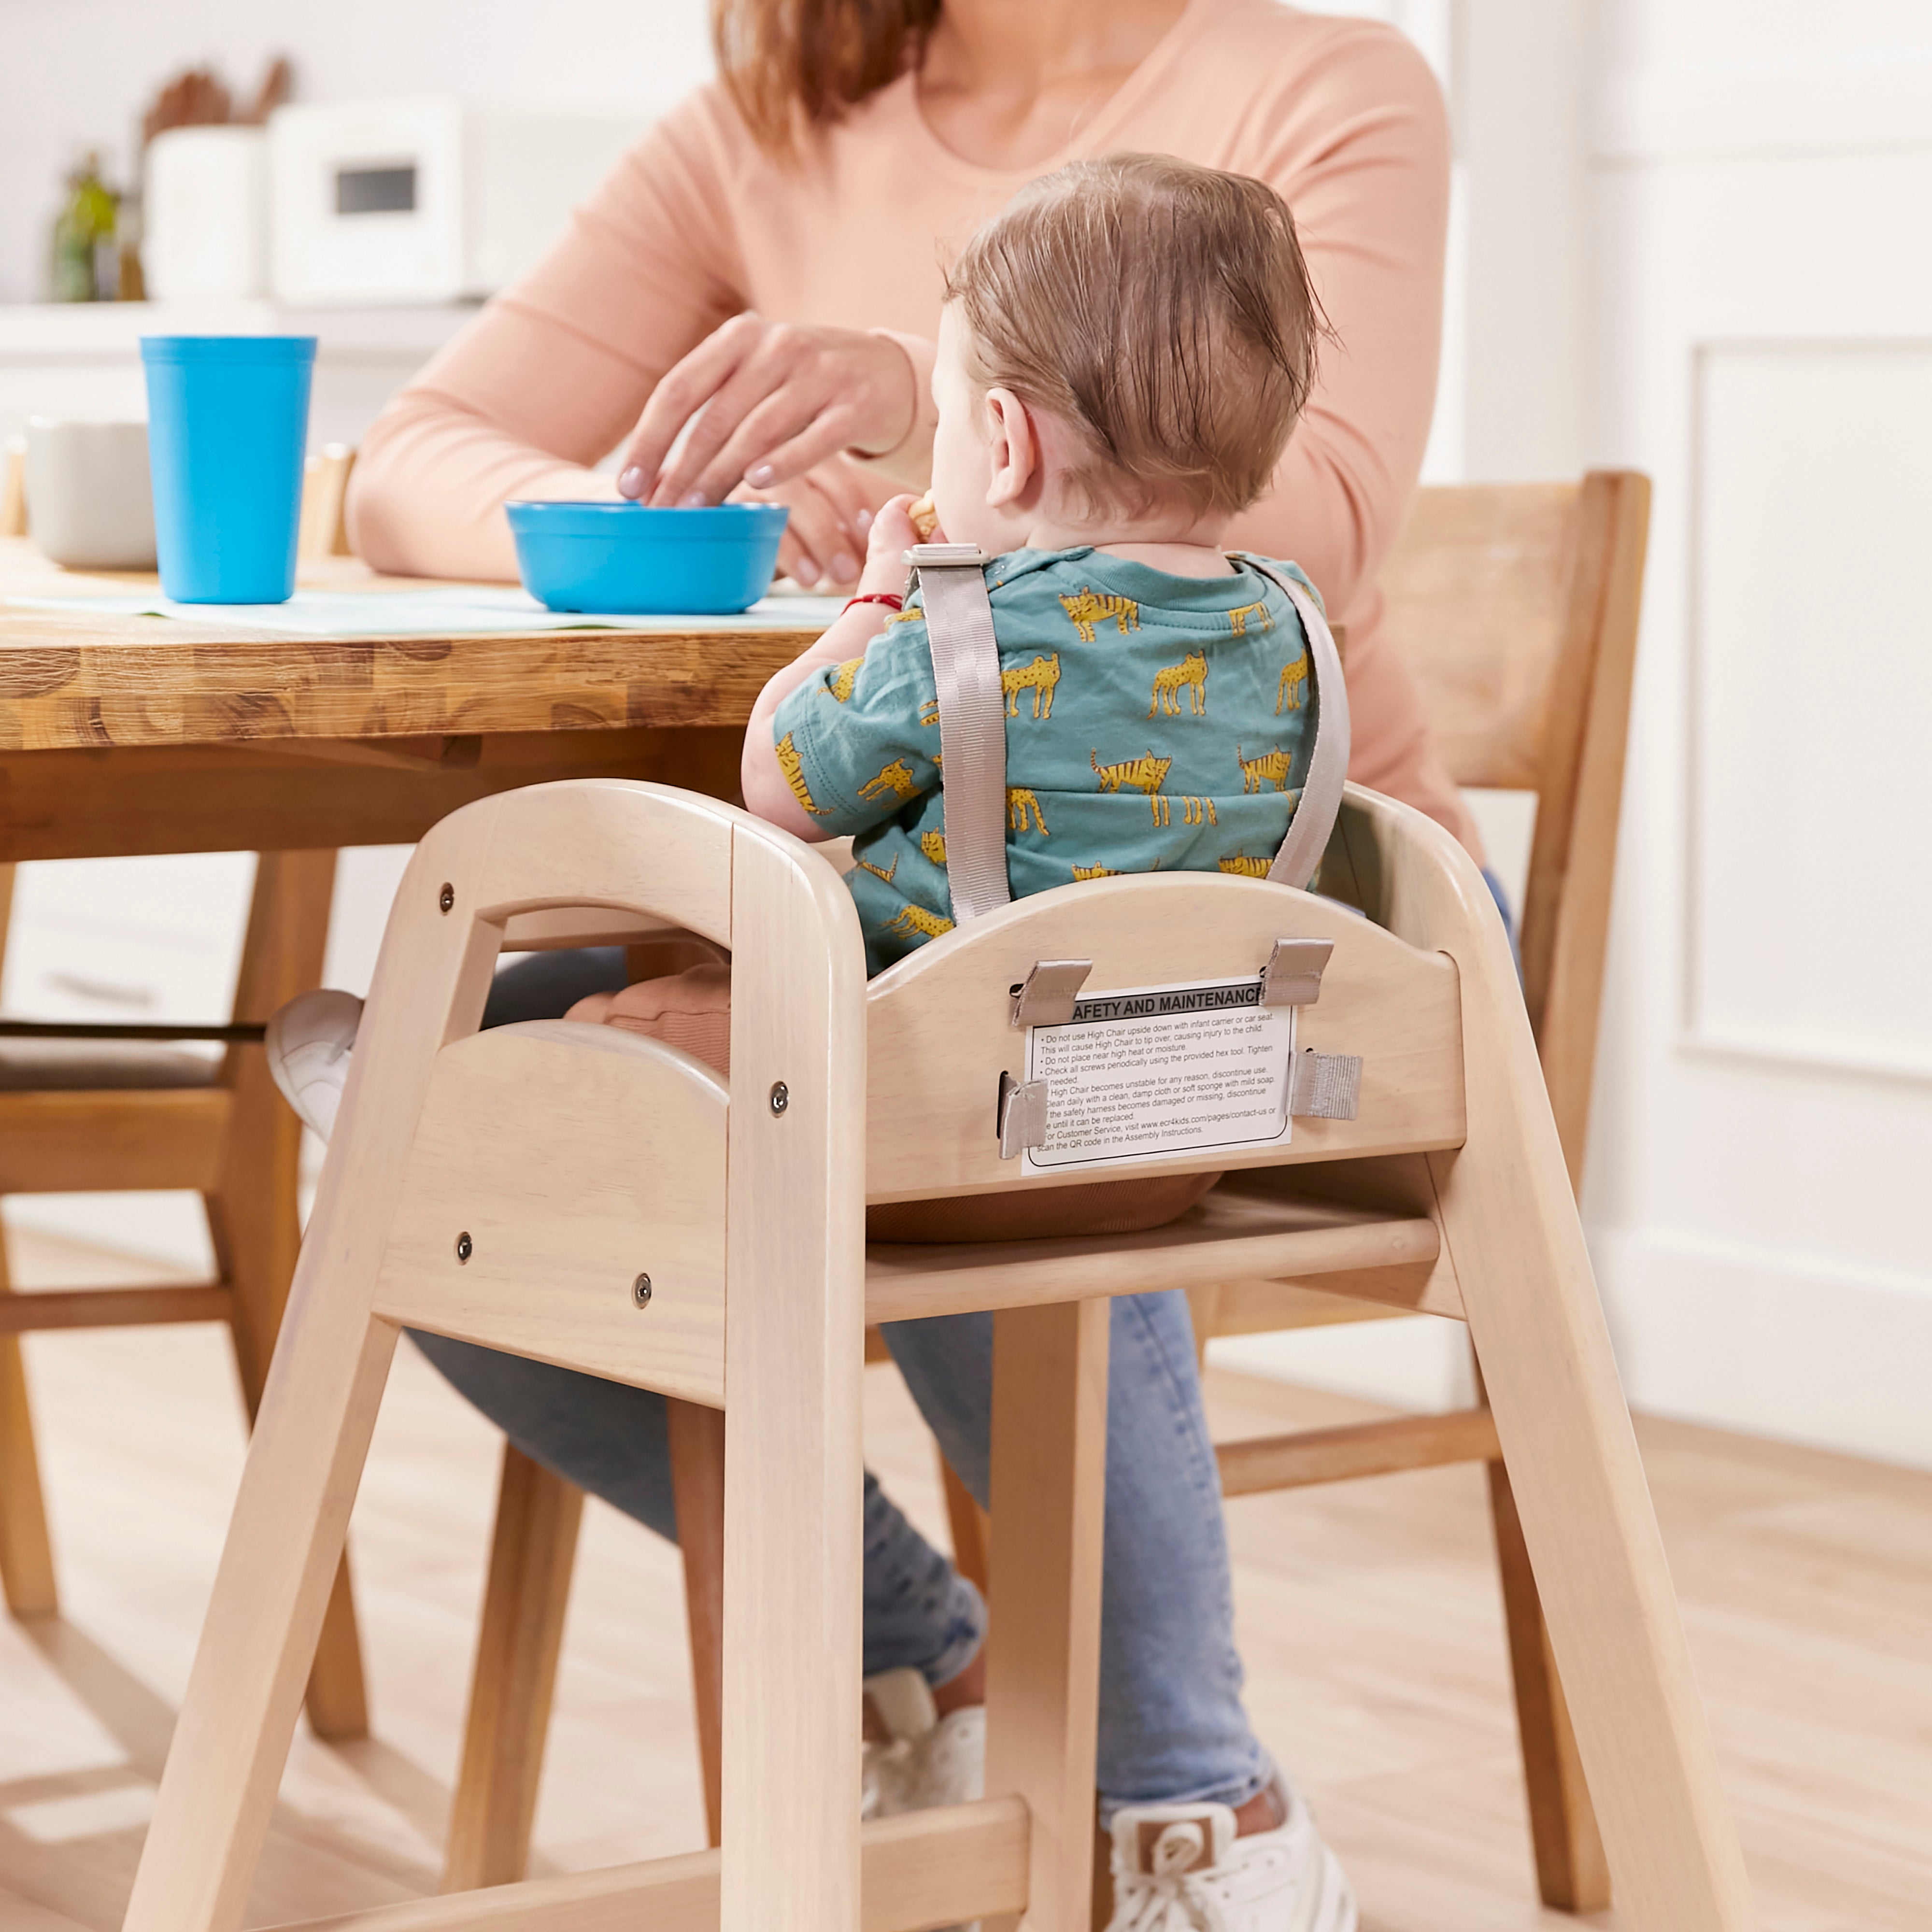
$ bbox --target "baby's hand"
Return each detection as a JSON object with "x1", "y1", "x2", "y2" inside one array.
[{"x1": 855, "y1": 494, "x2": 931, "y2": 597}]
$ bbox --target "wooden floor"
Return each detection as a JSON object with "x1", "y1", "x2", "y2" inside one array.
[{"x1": 0, "y1": 1229, "x2": 1925, "y2": 1931}]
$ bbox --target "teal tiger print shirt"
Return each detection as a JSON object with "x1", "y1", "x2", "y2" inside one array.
[{"x1": 772, "y1": 546, "x2": 1319, "y2": 975}]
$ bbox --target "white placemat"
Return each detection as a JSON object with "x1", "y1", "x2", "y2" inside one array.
[{"x1": 5, "y1": 584, "x2": 847, "y2": 638}]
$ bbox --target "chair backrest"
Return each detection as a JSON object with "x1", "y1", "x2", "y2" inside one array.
[
  {"x1": 298, "y1": 443, "x2": 358, "y2": 561},
  {"x1": 1379, "y1": 470, "x2": 1650, "y2": 1184}
]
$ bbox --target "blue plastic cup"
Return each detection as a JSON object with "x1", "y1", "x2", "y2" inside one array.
[{"x1": 140, "y1": 335, "x2": 316, "y2": 603}]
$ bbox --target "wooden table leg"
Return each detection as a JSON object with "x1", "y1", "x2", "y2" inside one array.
[
  {"x1": 668, "y1": 1397, "x2": 727, "y2": 1849},
  {"x1": 208, "y1": 848, "x2": 369, "y2": 1741},
  {"x1": 444, "y1": 1441, "x2": 585, "y2": 1890},
  {"x1": 0, "y1": 1225, "x2": 57, "y2": 1620},
  {"x1": 0, "y1": 865, "x2": 57, "y2": 1619}
]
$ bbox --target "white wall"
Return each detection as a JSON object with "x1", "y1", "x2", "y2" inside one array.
[
  {"x1": 0, "y1": 0, "x2": 714, "y2": 303},
  {"x1": 1582, "y1": 0, "x2": 1932, "y2": 1468},
  {"x1": 1217, "y1": 0, "x2": 1932, "y2": 1476}
]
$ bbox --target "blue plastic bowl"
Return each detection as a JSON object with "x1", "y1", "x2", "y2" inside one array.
[{"x1": 506, "y1": 500, "x2": 789, "y2": 615}]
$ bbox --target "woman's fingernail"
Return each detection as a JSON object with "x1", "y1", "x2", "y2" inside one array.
[
  {"x1": 680, "y1": 489, "x2": 707, "y2": 508},
  {"x1": 747, "y1": 463, "x2": 775, "y2": 487},
  {"x1": 831, "y1": 552, "x2": 858, "y2": 582},
  {"x1": 854, "y1": 508, "x2": 874, "y2": 533},
  {"x1": 618, "y1": 466, "x2": 645, "y2": 497},
  {"x1": 794, "y1": 556, "x2": 820, "y2": 585}
]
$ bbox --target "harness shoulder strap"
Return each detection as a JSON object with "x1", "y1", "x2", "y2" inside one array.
[
  {"x1": 1236, "y1": 557, "x2": 1351, "y2": 892},
  {"x1": 911, "y1": 545, "x2": 1350, "y2": 916},
  {"x1": 905, "y1": 543, "x2": 1011, "y2": 923}
]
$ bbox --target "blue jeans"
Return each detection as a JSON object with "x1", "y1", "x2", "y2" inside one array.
[{"x1": 411, "y1": 947, "x2": 1275, "y2": 1819}]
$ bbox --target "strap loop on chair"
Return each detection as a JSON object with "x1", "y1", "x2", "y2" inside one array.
[{"x1": 906, "y1": 543, "x2": 1011, "y2": 923}]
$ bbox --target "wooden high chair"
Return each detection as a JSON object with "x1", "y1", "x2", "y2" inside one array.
[{"x1": 123, "y1": 770, "x2": 1750, "y2": 1932}]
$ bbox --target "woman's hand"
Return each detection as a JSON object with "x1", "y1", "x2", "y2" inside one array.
[
  {"x1": 730, "y1": 465, "x2": 878, "y2": 591},
  {"x1": 618, "y1": 313, "x2": 919, "y2": 510}
]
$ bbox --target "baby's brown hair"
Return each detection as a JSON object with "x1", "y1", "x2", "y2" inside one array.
[{"x1": 944, "y1": 154, "x2": 1325, "y2": 520}]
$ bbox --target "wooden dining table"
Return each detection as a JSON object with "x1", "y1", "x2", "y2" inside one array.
[{"x1": 0, "y1": 536, "x2": 822, "y2": 865}]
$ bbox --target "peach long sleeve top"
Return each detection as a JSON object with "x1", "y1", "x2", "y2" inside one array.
[{"x1": 350, "y1": 0, "x2": 1475, "y2": 847}]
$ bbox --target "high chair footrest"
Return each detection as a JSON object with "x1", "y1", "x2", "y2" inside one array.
[{"x1": 865, "y1": 1191, "x2": 1448, "y2": 1324}]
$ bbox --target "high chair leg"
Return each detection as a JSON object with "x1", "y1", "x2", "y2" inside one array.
[
  {"x1": 1430, "y1": 1089, "x2": 1752, "y2": 1927},
  {"x1": 444, "y1": 1442, "x2": 585, "y2": 1890},
  {"x1": 720, "y1": 826, "x2": 867, "y2": 1931},
  {"x1": 984, "y1": 1299, "x2": 1110, "y2": 1932},
  {"x1": 122, "y1": 1307, "x2": 401, "y2": 1932},
  {"x1": 127, "y1": 829, "x2": 505, "y2": 1932},
  {"x1": 1488, "y1": 1457, "x2": 1611, "y2": 1911}
]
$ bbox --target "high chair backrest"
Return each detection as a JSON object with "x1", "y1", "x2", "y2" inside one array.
[{"x1": 1380, "y1": 471, "x2": 1649, "y2": 1179}]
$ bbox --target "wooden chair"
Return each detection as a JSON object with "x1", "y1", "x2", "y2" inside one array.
[
  {"x1": 1182, "y1": 469, "x2": 1651, "y2": 1913},
  {"x1": 0, "y1": 454, "x2": 369, "y2": 1735},
  {"x1": 438, "y1": 470, "x2": 1654, "y2": 1900},
  {"x1": 124, "y1": 777, "x2": 1748, "y2": 1932}
]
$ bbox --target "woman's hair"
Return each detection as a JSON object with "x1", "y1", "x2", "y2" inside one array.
[
  {"x1": 712, "y1": 0, "x2": 937, "y2": 151},
  {"x1": 944, "y1": 155, "x2": 1327, "y2": 520}
]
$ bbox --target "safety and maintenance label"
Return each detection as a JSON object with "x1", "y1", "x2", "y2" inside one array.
[{"x1": 1021, "y1": 975, "x2": 1294, "y2": 1174}]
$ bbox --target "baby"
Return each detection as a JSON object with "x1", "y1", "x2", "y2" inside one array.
[
  {"x1": 585, "y1": 152, "x2": 1328, "y2": 1080},
  {"x1": 270, "y1": 157, "x2": 1327, "y2": 1154}
]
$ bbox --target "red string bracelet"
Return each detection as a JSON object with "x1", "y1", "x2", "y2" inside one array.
[{"x1": 843, "y1": 592, "x2": 903, "y2": 614}]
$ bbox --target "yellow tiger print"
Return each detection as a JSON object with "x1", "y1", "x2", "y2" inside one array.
[
  {"x1": 827, "y1": 656, "x2": 864, "y2": 703},
  {"x1": 1226, "y1": 600, "x2": 1273, "y2": 637},
  {"x1": 918, "y1": 830, "x2": 947, "y2": 865},
  {"x1": 855, "y1": 853, "x2": 898, "y2": 884},
  {"x1": 1003, "y1": 652, "x2": 1060, "y2": 720},
  {"x1": 1008, "y1": 787, "x2": 1049, "y2": 836},
  {"x1": 1059, "y1": 588, "x2": 1142, "y2": 643},
  {"x1": 881, "y1": 902, "x2": 955, "y2": 942},
  {"x1": 1275, "y1": 657, "x2": 1308, "y2": 714},
  {"x1": 858, "y1": 759, "x2": 920, "y2": 805},
  {"x1": 919, "y1": 698, "x2": 940, "y2": 727},
  {"x1": 1071, "y1": 863, "x2": 1121, "y2": 881},
  {"x1": 1237, "y1": 744, "x2": 1293, "y2": 794},
  {"x1": 1090, "y1": 748, "x2": 1172, "y2": 797},
  {"x1": 1218, "y1": 854, "x2": 1272, "y2": 878},
  {"x1": 1179, "y1": 796, "x2": 1218, "y2": 825},
  {"x1": 1148, "y1": 649, "x2": 1208, "y2": 718},
  {"x1": 774, "y1": 733, "x2": 827, "y2": 815}
]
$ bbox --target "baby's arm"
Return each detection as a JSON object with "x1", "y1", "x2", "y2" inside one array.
[{"x1": 741, "y1": 495, "x2": 923, "y2": 837}]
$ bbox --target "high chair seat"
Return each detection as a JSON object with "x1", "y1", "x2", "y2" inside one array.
[{"x1": 122, "y1": 776, "x2": 1751, "y2": 1932}]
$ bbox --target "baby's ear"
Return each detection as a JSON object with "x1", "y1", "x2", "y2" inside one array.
[{"x1": 983, "y1": 387, "x2": 1039, "y2": 509}]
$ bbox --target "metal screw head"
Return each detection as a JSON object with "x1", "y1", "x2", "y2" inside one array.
[
  {"x1": 438, "y1": 882, "x2": 455, "y2": 914},
  {"x1": 455, "y1": 1231, "x2": 473, "y2": 1264},
  {"x1": 632, "y1": 1273, "x2": 653, "y2": 1308},
  {"x1": 768, "y1": 1080, "x2": 789, "y2": 1116}
]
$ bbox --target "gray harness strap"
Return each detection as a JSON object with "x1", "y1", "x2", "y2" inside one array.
[
  {"x1": 905, "y1": 543, "x2": 1012, "y2": 923},
  {"x1": 1234, "y1": 556, "x2": 1351, "y2": 891},
  {"x1": 910, "y1": 544, "x2": 1350, "y2": 910}
]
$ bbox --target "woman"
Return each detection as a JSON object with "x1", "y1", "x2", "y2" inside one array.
[{"x1": 352, "y1": 4, "x2": 1463, "y2": 1924}]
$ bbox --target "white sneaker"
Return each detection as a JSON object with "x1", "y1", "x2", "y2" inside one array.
[
  {"x1": 860, "y1": 1666, "x2": 986, "y2": 1820},
  {"x1": 1104, "y1": 1786, "x2": 1356, "y2": 1932},
  {"x1": 860, "y1": 1669, "x2": 986, "y2": 1932},
  {"x1": 265, "y1": 989, "x2": 364, "y2": 1141}
]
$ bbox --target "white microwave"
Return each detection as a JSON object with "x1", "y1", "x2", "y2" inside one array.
[{"x1": 268, "y1": 98, "x2": 653, "y2": 306}]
